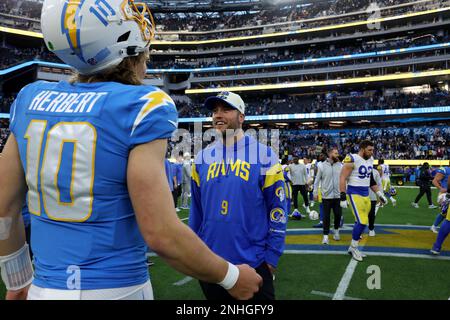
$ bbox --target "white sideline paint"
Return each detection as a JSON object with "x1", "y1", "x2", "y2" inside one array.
[
  {"x1": 311, "y1": 290, "x2": 362, "y2": 300},
  {"x1": 181, "y1": 217, "x2": 189, "y2": 221},
  {"x1": 332, "y1": 258, "x2": 359, "y2": 300},
  {"x1": 287, "y1": 223, "x2": 433, "y2": 231},
  {"x1": 173, "y1": 276, "x2": 193, "y2": 286},
  {"x1": 283, "y1": 250, "x2": 450, "y2": 261}
]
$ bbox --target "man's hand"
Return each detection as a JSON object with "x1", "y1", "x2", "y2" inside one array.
[
  {"x1": 6, "y1": 284, "x2": 30, "y2": 300},
  {"x1": 377, "y1": 191, "x2": 388, "y2": 205},
  {"x1": 340, "y1": 192, "x2": 348, "y2": 209},
  {"x1": 313, "y1": 195, "x2": 318, "y2": 202},
  {"x1": 227, "y1": 264, "x2": 262, "y2": 300}
]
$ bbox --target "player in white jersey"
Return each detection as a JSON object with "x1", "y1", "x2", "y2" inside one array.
[
  {"x1": 340, "y1": 140, "x2": 387, "y2": 261},
  {"x1": 304, "y1": 157, "x2": 315, "y2": 207},
  {"x1": 377, "y1": 159, "x2": 397, "y2": 206}
]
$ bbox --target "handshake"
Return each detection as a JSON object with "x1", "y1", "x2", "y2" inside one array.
[{"x1": 340, "y1": 191, "x2": 387, "y2": 209}]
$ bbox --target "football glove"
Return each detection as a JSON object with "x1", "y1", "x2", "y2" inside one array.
[
  {"x1": 376, "y1": 191, "x2": 388, "y2": 205},
  {"x1": 340, "y1": 192, "x2": 348, "y2": 209}
]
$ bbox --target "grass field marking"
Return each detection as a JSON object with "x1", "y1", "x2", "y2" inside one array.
[
  {"x1": 173, "y1": 276, "x2": 193, "y2": 286},
  {"x1": 286, "y1": 224, "x2": 435, "y2": 231},
  {"x1": 366, "y1": 224, "x2": 431, "y2": 229},
  {"x1": 283, "y1": 250, "x2": 450, "y2": 260},
  {"x1": 332, "y1": 258, "x2": 359, "y2": 300},
  {"x1": 310, "y1": 290, "x2": 363, "y2": 300},
  {"x1": 181, "y1": 217, "x2": 189, "y2": 221},
  {"x1": 286, "y1": 226, "x2": 353, "y2": 232}
]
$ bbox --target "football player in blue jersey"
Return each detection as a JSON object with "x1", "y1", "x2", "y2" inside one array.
[
  {"x1": 0, "y1": 0, "x2": 262, "y2": 300},
  {"x1": 431, "y1": 164, "x2": 450, "y2": 233},
  {"x1": 21, "y1": 203, "x2": 33, "y2": 260},
  {"x1": 431, "y1": 177, "x2": 450, "y2": 255},
  {"x1": 189, "y1": 91, "x2": 287, "y2": 300}
]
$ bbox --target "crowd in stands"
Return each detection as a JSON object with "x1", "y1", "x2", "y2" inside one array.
[
  {"x1": 154, "y1": 0, "x2": 424, "y2": 33},
  {"x1": 0, "y1": 119, "x2": 10, "y2": 152},
  {"x1": 178, "y1": 89, "x2": 450, "y2": 117},
  {"x1": 0, "y1": 46, "x2": 60, "y2": 70},
  {"x1": 0, "y1": 0, "x2": 441, "y2": 39},
  {"x1": 1, "y1": 112, "x2": 448, "y2": 160},
  {"x1": 0, "y1": 0, "x2": 41, "y2": 19},
  {"x1": 1, "y1": 89, "x2": 448, "y2": 119},
  {"x1": 150, "y1": 31, "x2": 448, "y2": 70},
  {"x1": 166, "y1": 1, "x2": 433, "y2": 41},
  {"x1": 1, "y1": 31, "x2": 446, "y2": 72},
  {"x1": 280, "y1": 125, "x2": 450, "y2": 160},
  {"x1": 0, "y1": 95, "x2": 15, "y2": 114}
]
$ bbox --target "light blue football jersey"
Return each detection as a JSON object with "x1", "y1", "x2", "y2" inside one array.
[
  {"x1": 436, "y1": 166, "x2": 450, "y2": 189},
  {"x1": 9, "y1": 80, "x2": 178, "y2": 290}
]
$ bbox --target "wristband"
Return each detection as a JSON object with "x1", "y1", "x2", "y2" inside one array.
[
  {"x1": 217, "y1": 262, "x2": 239, "y2": 290},
  {"x1": 0, "y1": 243, "x2": 33, "y2": 290},
  {"x1": 340, "y1": 192, "x2": 347, "y2": 202}
]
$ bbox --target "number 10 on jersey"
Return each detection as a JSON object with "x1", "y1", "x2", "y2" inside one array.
[{"x1": 24, "y1": 120, "x2": 96, "y2": 222}]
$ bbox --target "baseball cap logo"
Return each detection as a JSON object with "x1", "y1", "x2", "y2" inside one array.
[{"x1": 217, "y1": 92, "x2": 230, "y2": 99}]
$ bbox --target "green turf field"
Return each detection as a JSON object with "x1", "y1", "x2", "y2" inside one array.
[{"x1": 1, "y1": 187, "x2": 449, "y2": 300}]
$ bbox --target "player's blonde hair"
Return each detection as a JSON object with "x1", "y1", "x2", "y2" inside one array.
[{"x1": 70, "y1": 52, "x2": 148, "y2": 86}]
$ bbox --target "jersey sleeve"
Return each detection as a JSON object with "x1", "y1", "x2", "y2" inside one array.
[
  {"x1": 128, "y1": 88, "x2": 178, "y2": 148},
  {"x1": 188, "y1": 161, "x2": 203, "y2": 234},
  {"x1": 374, "y1": 170, "x2": 383, "y2": 188},
  {"x1": 259, "y1": 149, "x2": 287, "y2": 268},
  {"x1": 343, "y1": 154, "x2": 354, "y2": 164},
  {"x1": 8, "y1": 98, "x2": 18, "y2": 133},
  {"x1": 313, "y1": 164, "x2": 322, "y2": 197}
]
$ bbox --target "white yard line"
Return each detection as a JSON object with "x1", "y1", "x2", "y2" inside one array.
[
  {"x1": 173, "y1": 276, "x2": 193, "y2": 286},
  {"x1": 283, "y1": 250, "x2": 450, "y2": 260},
  {"x1": 311, "y1": 290, "x2": 362, "y2": 300},
  {"x1": 332, "y1": 257, "x2": 359, "y2": 300},
  {"x1": 287, "y1": 223, "x2": 433, "y2": 231},
  {"x1": 181, "y1": 217, "x2": 189, "y2": 221}
]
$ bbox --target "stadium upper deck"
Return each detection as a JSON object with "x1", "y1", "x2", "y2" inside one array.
[{"x1": 0, "y1": 0, "x2": 449, "y2": 127}]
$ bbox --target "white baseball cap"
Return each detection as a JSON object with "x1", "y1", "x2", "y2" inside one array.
[{"x1": 204, "y1": 91, "x2": 246, "y2": 114}]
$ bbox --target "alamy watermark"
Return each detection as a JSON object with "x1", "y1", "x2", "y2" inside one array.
[
  {"x1": 169, "y1": 123, "x2": 281, "y2": 170},
  {"x1": 366, "y1": 265, "x2": 381, "y2": 290},
  {"x1": 66, "y1": 265, "x2": 81, "y2": 290},
  {"x1": 366, "y1": 2, "x2": 381, "y2": 30}
]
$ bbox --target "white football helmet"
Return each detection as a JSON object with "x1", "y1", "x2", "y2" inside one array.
[{"x1": 41, "y1": 0, "x2": 155, "y2": 75}]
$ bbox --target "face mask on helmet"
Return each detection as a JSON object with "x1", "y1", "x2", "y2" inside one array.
[{"x1": 121, "y1": 0, "x2": 155, "y2": 44}]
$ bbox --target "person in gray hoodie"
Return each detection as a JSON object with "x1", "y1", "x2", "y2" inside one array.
[{"x1": 313, "y1": 148, "x2": 343, "y2": 245}]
